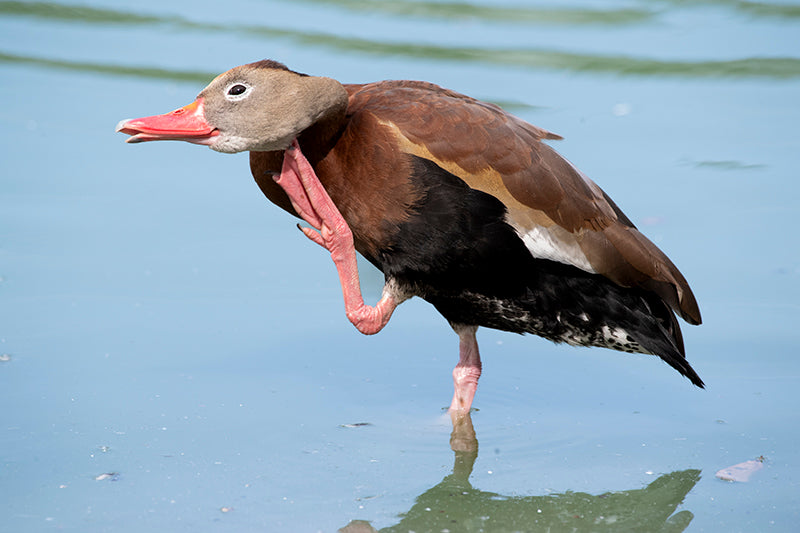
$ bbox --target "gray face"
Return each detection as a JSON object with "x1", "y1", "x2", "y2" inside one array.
[{"x1": 197, "y1": 65, "x2": 348, "y2": 154}]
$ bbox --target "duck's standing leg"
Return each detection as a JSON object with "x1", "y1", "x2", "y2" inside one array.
[
  {"x1": 273, "y1": 139, "x2": 400, "y2": 335},
  {"x1": 450, "y1": 325, "x2": 482, "y2": 413}
]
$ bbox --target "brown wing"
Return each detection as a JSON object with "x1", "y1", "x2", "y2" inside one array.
[{"x1": 346, "y1": 81, "x2": 701, "y2": 325}]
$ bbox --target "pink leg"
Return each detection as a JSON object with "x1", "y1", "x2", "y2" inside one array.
[
  {"x1": 273, "y1": 139, "x2": 399, "y2": 335},
  {"x1": 449, "y1": 325, "x2": 482, "y2": 413}
]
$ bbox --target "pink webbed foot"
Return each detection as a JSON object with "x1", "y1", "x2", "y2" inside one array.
[
  {"x1": 272, "y1": 139, "x2": 400, "y2": 335},
  {"x1": 449, "y1": 325, "x2": 482, "y2": 413}
]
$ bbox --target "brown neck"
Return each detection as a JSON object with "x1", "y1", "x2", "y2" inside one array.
[
  {"x1": 249, "y1": 101, "x2": 348, "y2": 218},
  {"x1": 296, "y1": 101, "x2": 347, "y2": 166}
]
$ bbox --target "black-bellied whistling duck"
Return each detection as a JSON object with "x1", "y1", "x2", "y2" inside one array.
[{"x1": 117, "y1": 59, "x2": 703, "y2": 413}]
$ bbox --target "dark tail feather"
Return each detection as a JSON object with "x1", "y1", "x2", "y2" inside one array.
[
  {"x1": 636, "y1": 296, "x2": 705, "y2": 388},
  {"x1": 645, "y1": 331, "x2": 705, "y2": 388}
]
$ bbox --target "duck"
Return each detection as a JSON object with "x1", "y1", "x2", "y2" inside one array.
[{"x1": 117, "y1": 59, "x2": 703, "y2": 413}]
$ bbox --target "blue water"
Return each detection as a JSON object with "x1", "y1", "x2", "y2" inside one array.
[{"x1": 1, "y1": 1, "x2": 799, "y2": 531}]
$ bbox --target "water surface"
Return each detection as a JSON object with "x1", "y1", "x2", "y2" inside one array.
[{"x1": 1, "y1": 1, "x2": 799, "y2": 531}]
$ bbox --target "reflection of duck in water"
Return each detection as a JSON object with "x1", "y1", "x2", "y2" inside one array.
[{"x1": 340, "y1": 413, "x2": 700, "y2": 533}]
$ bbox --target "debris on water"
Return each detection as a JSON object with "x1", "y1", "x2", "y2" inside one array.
[
  {"x1": 0, "y1": 354, "x2": 11, "y2": 362},
  {"x1": 94, "y1": 472, "x2": 120, "y2": 481},
  {"x1": 339, "y1": 422, "x2": 373, "y2": 428},
  {"x1": 715, "y1": 456, "x2": 765, "y2": 482}
]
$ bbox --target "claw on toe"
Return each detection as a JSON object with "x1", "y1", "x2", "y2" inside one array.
[{"x1": 297, "y1": 224, "x2": 327, "y2": 248}]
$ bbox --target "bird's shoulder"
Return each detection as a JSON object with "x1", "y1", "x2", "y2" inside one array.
[{"x1": 344, "y1": 80, "x2": 612, "y2": 232}]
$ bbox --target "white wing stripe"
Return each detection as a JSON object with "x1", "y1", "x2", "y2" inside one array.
[{"x1": 513, "y1": 222, "x2": 596, "y2": 273}]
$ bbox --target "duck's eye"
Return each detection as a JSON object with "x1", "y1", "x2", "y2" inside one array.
[
  {"x1": 228, "y1": 84, "x2": 247, "y2": 96},
  {"x1": 224, "y1": 83, "x2": 251, "y2": 101}
]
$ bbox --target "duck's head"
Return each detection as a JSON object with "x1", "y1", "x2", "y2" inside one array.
[{"x1": 116, "y1": 60, "x2": 348, "y2": 153}]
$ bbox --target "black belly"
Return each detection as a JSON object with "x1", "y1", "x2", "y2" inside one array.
[{"x1": 368, "y1": 155, "x2": 671, "y2": 355}]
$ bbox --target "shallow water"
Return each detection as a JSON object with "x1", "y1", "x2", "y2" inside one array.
[{"x1": 1, "y1": 1, "x2": 799, "y2": 531}]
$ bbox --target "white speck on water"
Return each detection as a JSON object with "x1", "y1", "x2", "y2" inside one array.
[{"x1": 612, "y1": 102, "x2": 632, "y2": 116}]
